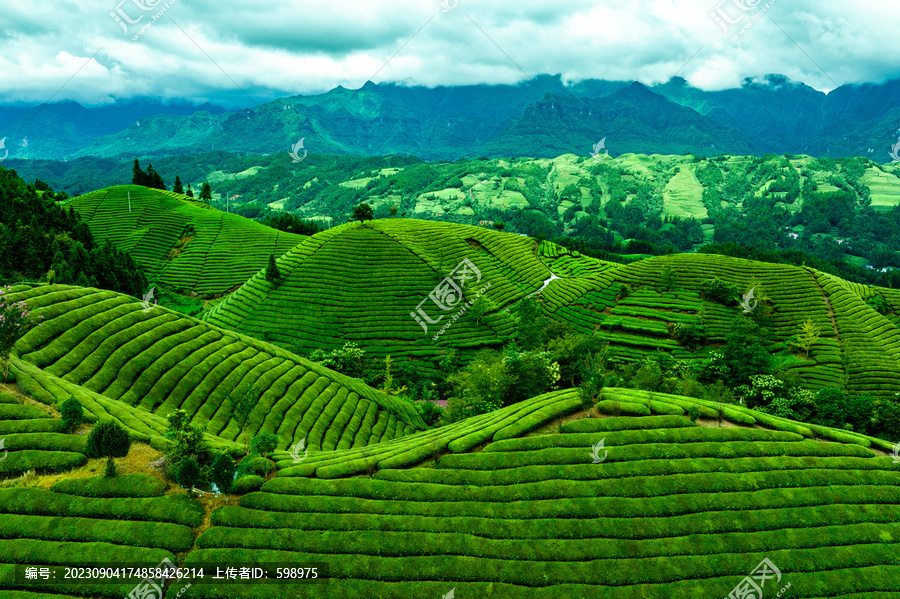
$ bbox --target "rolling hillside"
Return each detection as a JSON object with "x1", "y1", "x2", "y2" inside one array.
[
  {"x1": 3, "y1": 386, "x2": 897, "y2": 598},
  {"x1": 4, "y1": 283, "x2": 426, "y2": 454},
  {"x1": 203, "y1": 219, "x2": 564, "y2": 363},
  {"x1": 203, "y1": 218, "x2": 900, "y2": 399},
  {"x1": 67, "y1": 185, "x2": 306, "y2": 297}
]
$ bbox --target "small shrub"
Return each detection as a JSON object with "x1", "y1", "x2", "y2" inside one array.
[
  {"x1": 686, "y1": 404, "x2": 702, "y2": 422},
  {"x1": 700, "y1": 277, "x2": 739, "y2": 305},
  {"x1": 670, "y1": 322, "x2": 708, "y2": 350},
  {"x1": 414, "y1": 400, "x2": 445, "y2": 427},
  {"x1": 866, "y1": 294, "x2": 890, "y2": 315},
  {"x1": 243, "y1": 456, "x2": 275, "y2": 477}
]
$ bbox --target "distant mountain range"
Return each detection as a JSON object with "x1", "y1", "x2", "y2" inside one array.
[{"x1": 2, "y1": 74, "x2": 899, "y2": 162}]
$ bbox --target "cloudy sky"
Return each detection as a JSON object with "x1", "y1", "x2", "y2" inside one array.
[{"x1": 1, "y1": 0, "x2": 899, "y2": 108}]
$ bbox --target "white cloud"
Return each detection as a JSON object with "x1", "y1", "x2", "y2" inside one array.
[{"x1": 0, "y1": 0, "x2": 897, "y2": 108}]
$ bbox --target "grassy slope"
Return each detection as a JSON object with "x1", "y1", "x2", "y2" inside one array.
[
  {"x1": 5, "y1": 284, "x2": 426, "y2": 454},
  {"x1": 67, "y1": 185, "x2": 306, "y2": 297}
]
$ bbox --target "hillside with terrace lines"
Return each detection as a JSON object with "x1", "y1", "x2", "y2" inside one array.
[
  {"x1": 203, "y1": 219, "x2": 900, "y2": 397},
  {"x1": 67, "y1": 185, "x2": 307, "y2": 297},
  {"x1": 4, "y1": 283, "x2": 427, "y2": 454}
]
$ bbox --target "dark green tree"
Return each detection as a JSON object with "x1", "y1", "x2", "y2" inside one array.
[
  {"x1": 265, "y1": 255, "x2": 281, "y2": 283},
  {"x1": 352, "y1": 203, "x2": 374, "y2": 222},
  {"x1": 210, "y1": 452, "x2": 236, "y2": 494},
  {"x1": 227, "y1": 384, "x2": 259, "y2": 453},
  {"x1": 723, "y1": 315, "x2": 773, "y2": 386},
  {"x1": 60, "y1": 397, "x2": 83, "y2": 432},
  {"x1": 249, "y1": 432, "x2": 278, "y2": 458},
  {"x1": 145, "y1": 164, "x2": 166, "y2": 190},
  {"x1": 515, "y1": 296, "x2": 548, "y2": 350},
  {"x1": 131, "y1": 159, "x2": 147, "y2": 186},
  {"x1": 175, "y1": 457, "x2": 202, "y2": 497},
  {"x1": 164, "y1": 408, "x2": 213, "y2": 478},
  {"x1": 186, "y1": 183, "x2": 194, "y2": 198},
  {"x1": 199, "y1": 182, "x2": 212, "y2": 203},
  {"x1": 85, "y1": 419, "x2": 131, "y2": 477},
  {"x1": 173, "y1": 175, "x2": 184, "y2": 194}
]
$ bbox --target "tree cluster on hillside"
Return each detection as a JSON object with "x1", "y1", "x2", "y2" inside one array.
[
  {"x1": 303, "y1": 292, "x2": 900, "y2": 442},
  {"x1": 131, "y1": 159, "x2": 167, "y2": 190},
  {"x1": 0, "y1": 166, "x2": 147, "y2": 296},
  {"x1": 263, "y1": 213, "x2": 321, "y2": 236}
]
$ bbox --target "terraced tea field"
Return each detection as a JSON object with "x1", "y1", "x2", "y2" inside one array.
[
  {"x1": 4, "y1": 283, "x2": 426, "y2": 453},
  {"x1": 67, "y1": 185, "x2": 306, "y2": 297},
  {"x1": 190, "y1": 382, "x2": 898, "y2": 597},
  {"x1": 206, "y1": 219, "x2": 900, "y2": 397},
  {"x1": 203, "y1": 219, "x2": 549, "y2": 363},
  {"x1": 0, "y1": 391, "x2": 86, "y2": 477},
  {"x1": 861, "y1": 166, "x2": 900, "y2": 213},
  {"x1": 2, "y1": 380, "x2": 897, "y2": 598}
]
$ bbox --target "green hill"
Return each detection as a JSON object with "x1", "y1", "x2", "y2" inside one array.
[
  {"x1": 203, "y1": 219, "x2": 900, "y2": 399},
  {"x1": 203, "y1": 219, "x2": 566, "y2": 362},
  {"x1": 67, "y1": 185, "x2": 306, "y2": 297},
  {"x1": 4, "y1": 283, "x2": 426, "y2": 453}
]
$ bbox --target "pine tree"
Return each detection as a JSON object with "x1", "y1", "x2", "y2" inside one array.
[
  {"x1": 132, "y1": 159, "x2": 147, "y2": 186},
  {"x1": 265, "y1": 255, "x2": 281, "y2": 283},
  {"x1": 186, "y1": 183, "x2": 194, "y2": 198},
  {"x1": 145, "y1": 164, "x2": 166, "y2": 191},
  {"x1": 173, "y1": 176, "x2": 184, "y2": 194},
  {"x1": 199, "y1": 183, "x2": 212, "y2": 203}
]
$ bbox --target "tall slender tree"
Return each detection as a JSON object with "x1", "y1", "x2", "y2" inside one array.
[{"x1": 173, "y1": 175, "x2": 184, "y2": 194}]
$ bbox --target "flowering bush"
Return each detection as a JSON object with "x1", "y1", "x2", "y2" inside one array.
[
  {"x1": 0, "y1": 286, "x2": 43, "y2": 379},
  {"x1": 736, "y1": 374, "x2": 815, "y2": 421}
]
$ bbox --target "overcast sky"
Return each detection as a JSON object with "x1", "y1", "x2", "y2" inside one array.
[{"x1": 1, "y1": 0, "x2": 898, "y2": 109}]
